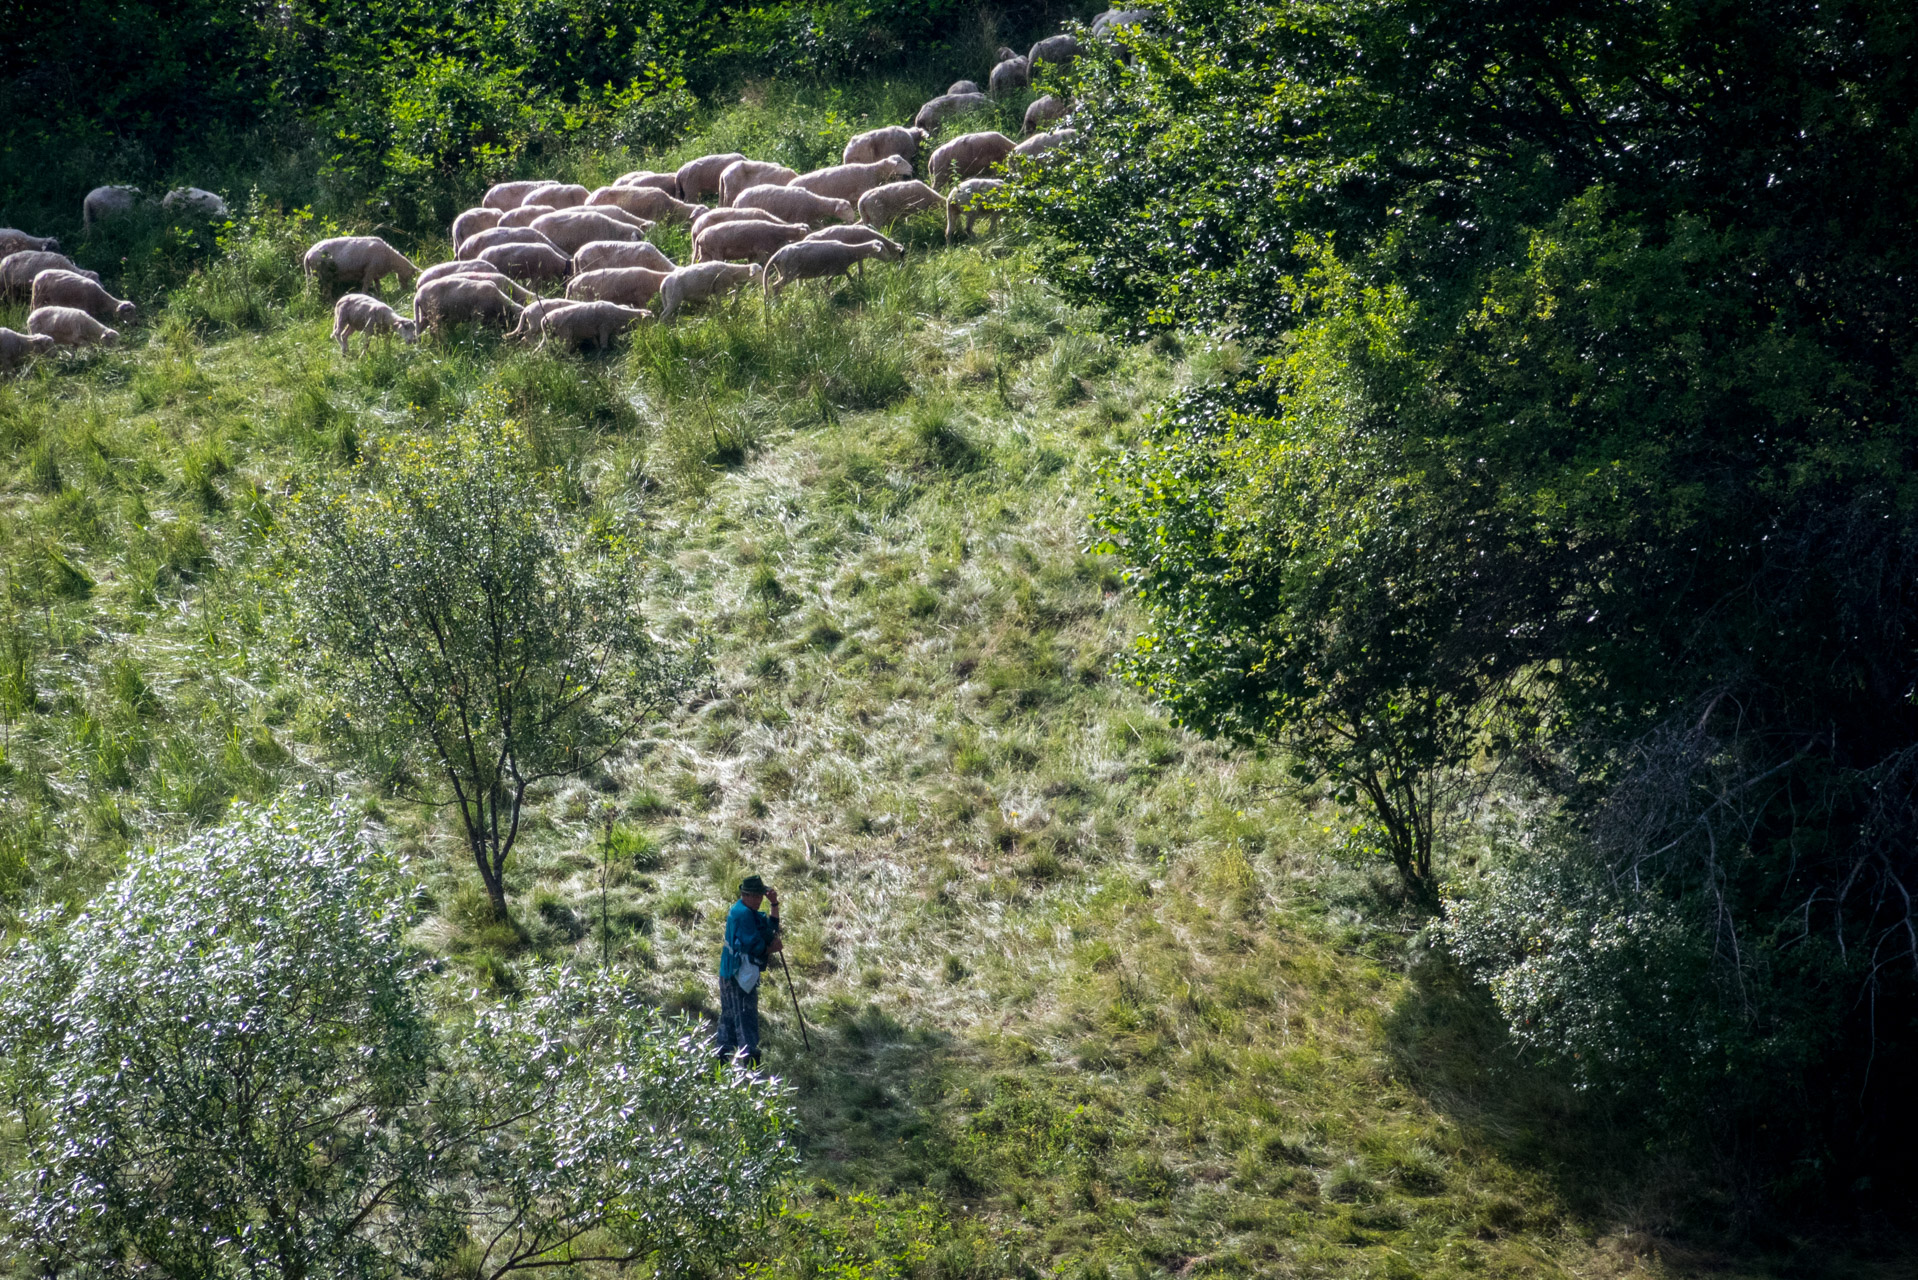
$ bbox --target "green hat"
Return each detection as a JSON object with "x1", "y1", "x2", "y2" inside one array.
[{"x1": 740, "y1": 875, "x2": 769, "y2": 896}]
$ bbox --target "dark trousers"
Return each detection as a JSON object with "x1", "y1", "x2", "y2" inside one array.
[{"x1": 717, "y1": 975, "x2": 760, "y2": 1064}]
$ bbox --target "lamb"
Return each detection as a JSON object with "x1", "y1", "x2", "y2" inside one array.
[
  {"x1": 690, "y1": 206, "x2": 783, "y2": 239},
  {"x1": 802, "y1": 224, "x2": 905, "y2": 275},
  {"x1": 83, "y1": 186, "x2": 142, "y2": 229},
  {"x1": 331, "y1": 293, "x2": 418, "y2": 356},
  {"x1": 913, "y1": 92, "x2": 991, "y2": 134},
  {"x1": 498, "y1": 204, "x2": 557, "y2": 229},
  {"x1": 2, "y1": 252, "x2": 93, "y2": 300},
  {"x1": 413, "y1": 262, "x2": 538, "y2": 302},
  {"x1": 676, "y1": 153, "x2": 747, "y2": 202},
  {"x1": 790, "y1": 156, "x2": 914, "y2": 204},
  {"x1": 1024, "y1": 95, "x2": 1071, "y2": 134},
  {"x1": 928, "y1": 132, "x2": 1016, "y2": 188},
  {"x1": 656, "y1": 262, "x2": 761, "y2": 322},
  {"x1": 531, "y1": 208, "x2": 648, "y2": 254},
  {"x1": 719, "y1": 160, "x2": 798, "y2": 206},
  {"x1": 30, "y1": 270, "x2": 137, "y2": 322},
  {"x1": 0, "y1": 230, "x2": 59, "y2": 256},
  {"x1": 732, "y1": 184, "x2": 856, "y2": 229},
  {"x1": 504, "y1": 298, "x2": 577, "y2": 341},
  {"x1": 457, "y1": 226, "x2": 562, "y2": 260},
  {"x1": 588, "y1": 185, "x2": 697, "y2": 225},
  {"x1": 691, "y1": 219, "x2": 809, "y2": 265},
  {"x1": 303, "y1": 236, "x2": 420, "y2": 294},
  {"x1": 474, "y1": 242, "x2": 572, "y2": 285},
  {"x1": 1029, "y1": 33, "x2": 1082, "y2": 64},
  {"x1": 0, "y1": 328, "x2": 56, "y2": 370},
  {"x1": 413, "y1": 277, "x2": 524, "y2": 336},
  {"x1": 842, "y1": 126, "x2": 927, "y2": 166},
  {"x1": 526, "y1": 301, "x2": 649, "y2": 351},
  {"x1": 28, "y1": 306, "x2": 118, "y2": 348},
  {"x1": 573, "y1": 240, "x2": 677, "y2": 275},
  {"x1": 615, "y1": 171, "x2": 682, "y2": 195},
  {"x1": 989, "y1": 55, "x2": 1031, "y2": 93},
  {"x1": 565, "y1": 267, "x2": 670, "y2": 309},
  {"x1": 857, "y1": 180, "x2": 945, "y2": 229},
  {"x1": 763, "y1": 238, "x2": 899, "y2": 306},
  {"x1": 945, "y1": 178, "x2": 1007, "y2": 242},
  {"x1": 482, "y1": 180, "x2": 550, "y2": 210},
  {"x1": 162, "y1": 187, "x2": 228, "y2": 218},
  {"x1": 451, "y1": 207, "x2": 504, "y2": 248},
  {"x1": 1014, "y1": 128, "x2": 1077, "y2": 158},
  {"x1": 949, "y1": 79, "x2": 982, "y2": 95},
  {"x1": 523, "y1": 182, "x2": 590, "y2": 209}
]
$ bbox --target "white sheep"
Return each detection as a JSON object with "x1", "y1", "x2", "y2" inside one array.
[
  {"x1": 451, "y1": 207, "x2": 504, "y2": 248},
  {"x1": 574, "y1": 240, "x2": 678, "y2": 275},
  {"x1": 587, "y1": 185, "x2": 696, "y2": 225},
  {"x1": 0, "y1": 230, "x2": 60, "y2": 257},
  {"x1": 691, "y1": 219, "x2": 810, "y2": 265},
  {"x1": 482, "y1": 180, "x2": 550, "y2": 211},
  {"x1": 842, "y1": 127, "x2": 927, "y2": 166},
  {"x1": 504, "y1": 297, "x2": 577, "y2": 341},
  {"x1": 690, "y1": 206, "x2": 783, "y2": 240},
  {"x1": 989, "y1": 55, "x2": 1031, "y2": 93},
  {"x1": 30, "y1": 270, "x2": 136, "y2": 322},
  {"x1": 949, "y1": 79, "x2": 982, "y2": 95},
  {"x1": 719, "y1": 160, "x2": 798, "y2": 206},
  {"x1": 614, "y1": 170, "x2": 682, "y2": 195},
  {"x1": 790, "y1": 156, "x2": 914, "y2": 204},
  {"x1": 656, "y1": 262, "x2": 761, "y2": 322},
  {"x1": 162, "y1": 187, "x2": 228, "y2": 219},
  {"x1": 28, "y1": 306, "x2": 118, "y2": 348},
  {"x1": 413, "y1": 262, "x2": 539, "y2": 302},
  {"x1": 527, "y1": 301, "x2": 649, "y2": 351},
  {"x1": 763, "y1": 238, "x2": 900, "y2": 307},
  {"x1": 929, "y1": 132, "x2": 1016, "y2": 188},
  {"x1": 1024, "y1": 95, "x2": 1071, "y2": 134},
  {"x1": 676, "y1": 153, "x2": 747, "y2": 202},
  {"x1": 303, "y1": 236, "x2": 420, "y2": 294},
  {"x1": 83, "y1": 186, "x2": 142, "y2": 229},
  {"x1": 1029, "y1": 33, "x2": 1082, "y2": 64},
  {"x1": 474, "y1": 242, "x2": 572, "y2": 285},
  {"x1": 0, "y1": 328, "x2": 56, "y2": 370},
  {"x1": 498, "y1": 203, "x2": 557, "y2": 229},
  {"x1": 733, "y1": 184, "x2": 856, "y2": 229},
  {"x1": 945, "y1": 178, "x2": 1007, "y2": 242},
  {"x1": 1091, "y1": 8, "x2": 1153, "y2": 33},
  {"x1": 456, "y1": 226, "x2": 562, "y2": 261},
  {"x1": 803, "y1": 224, "x2": 905, "y2": 275},
  {"x1": 565, "y1": 267, "x2": 670, "y2": 309},
  {"x1": 857, "y1": 180, "x2": 945, "y2": 229},
  {"x1": 1014, "y1": 128, "x2": 1078, "y2": 159},
  {"x1": 913, "y1": 92, "x2": 991, "y2": 134},
  {"x1": 2, "y1": 252, "x2": 93, "y2": 300},
  {"x1": 414, "y1": 277, "x2": 524, "y2": 336},
  {"x1": 523, "y1": 182, "x2": 590, "y2": 209},
  {"x1": 331, "y1": 293, "x2": 418, "y2": 356},
  {"x1": 531, "y1": 208, "x2": 648, "y2": 254}
]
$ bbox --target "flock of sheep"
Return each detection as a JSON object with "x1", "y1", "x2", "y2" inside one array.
[{"x1": 0, "y1": 10, "x2": 1152, "y2": 367}]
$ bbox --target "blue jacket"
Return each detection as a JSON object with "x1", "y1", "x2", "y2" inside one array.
[{"x1": 719, "y1": 899, "x2": 779, "y2": 980}]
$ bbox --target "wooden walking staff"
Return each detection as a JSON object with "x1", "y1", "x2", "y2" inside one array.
[{"x1": 778, "y1": 949, "x2": 813, "y2": 1054}]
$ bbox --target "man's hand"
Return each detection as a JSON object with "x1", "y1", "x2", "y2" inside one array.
[
  {"x1": 771, "y1": 937, "x2": 784, "y2": 953},
  {"x1": 765, "y1": 887, "x2": 779, "y2": 908}
]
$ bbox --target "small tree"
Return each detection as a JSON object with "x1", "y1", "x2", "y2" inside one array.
[{"x1": 286, "y1": 411, "x2": 698, "y2": 920}]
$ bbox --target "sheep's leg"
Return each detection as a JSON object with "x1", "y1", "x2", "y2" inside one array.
[{"x1": 336, "y1": 326, "x2": 350, "y2": 357}]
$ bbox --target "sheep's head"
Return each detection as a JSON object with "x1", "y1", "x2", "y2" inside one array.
[
  {"x1": 100, "y1": 328, "x2": 120, "y2": 346},
  {"x1": 884, "y1": 155, "x2": 914, "y2": 177},
  {"x1": 398, "y1": 318, "x2": 420, "y2": 345},
  {"x1": 27, "y1": 334, "x2": 54, "y2": 354},
  {"x1": 115, "y1": 301, "x2": 138, "y2": 321}
]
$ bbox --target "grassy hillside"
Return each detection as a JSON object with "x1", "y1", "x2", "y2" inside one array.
[{"x1": 1, "y1": 82, "x2": 1903, "y2": 1280}]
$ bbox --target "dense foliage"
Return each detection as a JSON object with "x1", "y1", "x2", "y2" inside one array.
[{"x1": 1015, "y1": 0, "x2": 1918, "y2": 1185}]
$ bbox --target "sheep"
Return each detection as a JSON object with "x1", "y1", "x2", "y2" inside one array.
[
  {"x1": 413, "y1": 262, "x2": 539, "y2": 302},
  {"x1": 303, "y1": 236, "x2": 420, "y2": 294},
  {"x1": 573, "y1": 240, "x2": 677, "y2": 275},
  {"x1": 949, "y1": 79, "x2": 982, "y2": 95},
  {"x1": 945, "y1": 178, "x2": 1007, "y2": 242},
  {"x1": 989, "y1": 55, "x2": 1031, "y2": 93},
  {"x1": 913, "y1": 92, "x2": 991, "y2": 134},
  {"x1": 732, "y1": 184, "x2": 856, "y2": 229},
  {"x1": 1091, "y1": 8, "x2": 1153, "y2": 33},
  {"x1": 790, "y1": 156, "x2": 914, "y2": 204},
  {"x1": 588, "y1": 185, "x2": 697, "y2": 225},
  {"x1": 83, "y1": 186, "x2": 142, "y2": 229},
  {"x1": 498, "y1": 204, "x2": 557, "y2": 229},
  {"x1": 0, "y1": 230, "x2": 59, "y2": 256},
  {"x1": 0, "y1": 328, "x2": 56, "y2": 370},
  {"x1": 842, "y1": 126, "x2": 927, "y2": 166},
  {"x1": 676, "y1": 153, "x2": 747, "y2": 202},
  {"x1": 531, "y1": 208, "x2": 648, "y2": 254},
  {"x1": 1014, "y1": 127, "x2": 1077, "y2": 158},
  {"x1": 655, "y1": 262, "x2": 761, "y2": 322},
  {"x1": 691, "y1": 219, "x2": 809, "y2": 265},
  {"x1": 803, "y1": 224, "x2": 905, "y2": 275},
  {"x1": 719, "y1": 160, "x2": 798, "y2": 206},
  {"x1": 28, "y1": 306, "x2": 118, "y2": 348},
  {"x1": 565, "y1": 266, "x2": 670, "y2": 309},
  {"x1": 504, "y1": 297, "x2": 577, "y2": 341},
  {"x1": 1, "y1": 252, "x2": 93, "y2": 300},
  {"x1": 331, "y1": 293, "x2": 418, "y2": 356},
  {"x1": 1024, "y1": 95, "x2": 1070, "y2": 134},
  {"x1": 482, "y1": 180, "x2": 550, "y2": 211},
  {"x1": 1029, "y1": 33, "x2": 1082, "y2": 64},
  {"x1": 451, "y1": 207, "x2": 504, "y2": 248},
  {"x1": 457, "y1": 226, "x2": 562, "y2": 261},
  {"x1": 413, "y1": 276, "x2": 525, "y2": 336},
  {"x1": 30, "y1": 270, "x2": 136, "y2": 323},
  {"x1": 614, "y1": 171, "x2": 682, "y2": 195},
  {"x1": 474, "y1": 242, "x2": 573, "y2": 285},
  {"x1": 523, "y1": 182, "x2": 590, "y2": 209},
  {"x1": 526, "y1": 301, "x2": 649, "y2": 351},
  {"x1": 928, "y1": 131, "x2": 1016, "y2": 188},
  {"x1": 763, "y1": 238, "x2": 899, "y2": 306},
  {"x1": 857, "y1": 180, "x2": 945, "y2": 229},
  {"x1": 162, "y1": 187, "x2": 228, "y2": 219},
  {"x1": 690, "y1": 206, "x2": 784, "y2": 240}
]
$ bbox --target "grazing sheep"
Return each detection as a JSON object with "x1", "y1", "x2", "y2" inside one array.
[
  {"x1": 523, "y1": 182, "x2": 590, "y2": 209},
  {"x1": 675, "y1": 153, "x2": 747, "y2": 202},
  {"x1": 692, "y1": 219, "x2": 809, "y2": 265},
  {"x1": 1024, "y1": 95, "x2": 1070, "y2": 134},
  {"x1": 790, "y1": 156, "x2": 914, "y2": 204},
  {"x1": 413, "y1": 262, "x2": 539, "y2": 302},
  {"x1": 803, "y1": 224, "x2": 905, "y2": 276},
  {"x1": 733, "y1": 184, "x2": 856, "y2": 229},
  {"x1": 588, "y1": 185, "x2": 696, "y2": 225},
  {"x1": 1029, "y1": 33, "x2": 1082, "y2": 64},
  {"x1": 842, "y1": 126, "x2": 927, "y2": 166},
  {"x1": 573, "y1": 240, "x2": 677, "y2": 275},
  {"x1": 0, "y1": 230, "x2": 59, "y2": 256},
  {"x1": 655, "y1": 262, "x2": 761, "y2": 322},
  {"x1": 504, "y1": 297, "x2": 577, "y2": 341},
  {"x1": 565, "y1": 266, "x2": 670, "y2": 309},
  {"x1": 614, "y1": 171, "x2": 682, "y2": 195},
  {"x1": 1014, "y1": 127, "x2": 1077, "y2": 158},
  {"x1": 764, "y1": 238, "x2": 899, "y2": 306},
  {"x1": 945, "y1": 178, "x2": 1007, "y2": 242},
  {"x1": 0, "y1": 328, "x2": 56, "y2": 369},
  {"x1": 28, "y1": 306, "x2": 118, "y2": 348},
  {"x1": 690, "y1": 206, "x2": 783, "y2": 240},
  {"x1": 989, "y1": 55, "x2": 1031, "y2": 93},
  {"x1": 949, "y1": 79, "x2": 982, "y2": 95},
  {"x1": 482, "y1": 180, "x2": 550, "y2": 211},
  {"x1": 413, "y1": 277, "x2": 524, "y2": 336},
  {"x1": 451, "y1": 207, "x2": 504, "y2": 248},
  {"x1": 527, "y1": 301, "x2": 649, "y2": 351},
  {"x1": 857, "y1": 180, "x2": 945, "y2": 229},
  {"x1": 2, "y1": 252, "x2": 92, "y2": 300},
  {"x1": 474, "y1": 242, "x2": 572, "y2": 285},
  {"x1": 331, "y1": 293, "x2": 418, "y2": 356},
  {"x1": 303, "y1": 236, "x2": 420, "y2": 294},
  {"x1": 531, "y1": 208, "x2": 647, "y2": 254},
  {"x1": 162, "y1": 187, "x2": 228, "y2": 219},
  {"x1": 1091, "y1": 8, "x2": 1152, "y2": 33},
  {"x1": 719, "y1": 160, "x2": 798, "y2": 206},
  {"x1": 83, "y1": 186, "x2": 142, "y2": 229},
  {"x1": 929, "y1": 131, "x2": 1016, "y2": 188},
  {"x1": 30, "y1": 270, "x2": 136, "y2": 322},
  {"x1": 498, "y1": 203, "x2": 557, "y2": 229},
  {"x1": 913, "y1": 92, "x2": 991, "y2": 134},
  {"x1": 457, "y1": 226, "x2": 562, "y2": 261}
]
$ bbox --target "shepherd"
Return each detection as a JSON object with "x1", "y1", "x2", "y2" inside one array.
[{"x1": 717, "y1": 874, "x2": 782, "y2": 1067}]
